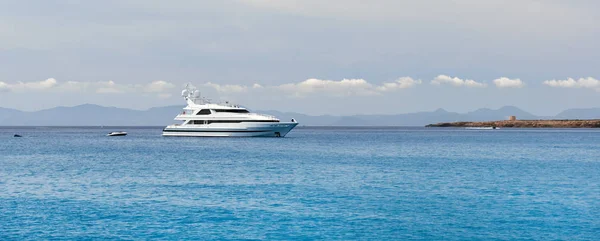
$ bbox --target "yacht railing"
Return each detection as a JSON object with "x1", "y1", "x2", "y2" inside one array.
[
  {"x1": 177, "y1": 112, "x2": 278, "y2": 119},
  {"x1": 193, "y1": 98, "x2": 242, "y2": 108}
]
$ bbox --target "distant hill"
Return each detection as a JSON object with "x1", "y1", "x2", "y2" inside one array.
[
  {"x1": 0, "y1": 104, "x2": 184, "y2": 126},
  {"x1": 555, "y1": 108, "x2": 600, "y2": 120},
  {"x1": 464, "y1": 106, "x2": 540, "y2": 120},
  {"x1": 0, "y1": 107, "x2": 23, "y2": 123},
  {"x1": 0, "y1": 104, "x2": 599, "y2": 126}
]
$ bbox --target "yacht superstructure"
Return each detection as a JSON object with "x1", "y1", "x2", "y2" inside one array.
[{"x1": 162, "y1": 84, "x2": 298, "y2": 137}]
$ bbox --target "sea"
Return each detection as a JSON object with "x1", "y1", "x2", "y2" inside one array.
[{"x1": 1, "y1": 126, "x2": 599, "y2": 240}]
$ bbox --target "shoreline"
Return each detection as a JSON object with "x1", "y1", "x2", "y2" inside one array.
[{"x1": 426, "y1": 119, "x2": 600, "y2": 128}]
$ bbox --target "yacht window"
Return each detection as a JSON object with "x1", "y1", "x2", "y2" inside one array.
[
  {"x1": 206, "y1": 120, "x2": 279, "y2": 124},
  {"x1": 196, "y1": 109, "x2": 211, "y2": 115},
  {"x1": 213, "y1": 109, "x2": 249, "y2": 113},
  {"x1": 207, "y1": 120, "x2": 241, "y2": 124},
  {"x1": 190, "y1": 119, "x2": 279, "y2": 125},
  {"x1": 191, "y1": 120, "x2": 209, "y2": 124}
]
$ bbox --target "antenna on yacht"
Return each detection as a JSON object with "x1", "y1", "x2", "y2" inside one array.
[{"x1": 182, "y1": 83, "x2": 202, "y2": 105}]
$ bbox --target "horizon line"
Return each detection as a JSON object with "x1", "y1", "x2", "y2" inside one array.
[{"x1": 1, "y1": 103, "x2": 600, "y2": 117}]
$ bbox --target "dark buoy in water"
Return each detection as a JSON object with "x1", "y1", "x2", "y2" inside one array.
[{"x1": 14, "y1": 134, "x2": 22, "y2": 137}]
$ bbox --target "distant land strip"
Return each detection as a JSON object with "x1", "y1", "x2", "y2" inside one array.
[{"x1": 426, "y1": 120, "x2": 600, "y2": 128}]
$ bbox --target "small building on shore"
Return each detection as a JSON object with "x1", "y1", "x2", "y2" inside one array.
[{"x1": 509, "y1": 116, "x2": 517, "y2": 121}]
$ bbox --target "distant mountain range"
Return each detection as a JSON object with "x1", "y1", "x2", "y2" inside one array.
[{"x1": 1, "y1": 104, "x2": 600, "y2": 126}]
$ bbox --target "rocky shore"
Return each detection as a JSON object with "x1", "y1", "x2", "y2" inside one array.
[{"x1": 426, "y1": 119, "x2": 600, "y2": 128}]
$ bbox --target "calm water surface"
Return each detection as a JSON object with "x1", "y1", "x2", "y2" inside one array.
[{"x1": 1, "y1": 127, "x2": 599, "y2": 240}]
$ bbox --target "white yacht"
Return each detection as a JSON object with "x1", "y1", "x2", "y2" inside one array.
[{"x1": 163, "y1": 84, "x2": 298, "y2": 137}]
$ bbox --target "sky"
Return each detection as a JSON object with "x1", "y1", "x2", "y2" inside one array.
[{"x1": 1, "y1": 0, "x2": 599, "y2": 115}]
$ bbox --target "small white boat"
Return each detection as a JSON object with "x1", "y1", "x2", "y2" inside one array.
[
  {"x1": 107, "y1": 131, "x2": 127, "y2": 136},
  {"x1": 465, "y1": 127, "x2": 499, "y2": 130}
]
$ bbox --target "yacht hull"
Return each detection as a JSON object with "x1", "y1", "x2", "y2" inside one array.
[{"x1": 162, "y1": 122, "x2": 298, "y2": 137}]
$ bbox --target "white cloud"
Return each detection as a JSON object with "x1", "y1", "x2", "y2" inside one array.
[
  {"x1": 0, "y1": 81, "x2": 9, "y2": 92},
  {"x1": 277, "y1": 78, "x2": 379, "y2": 96},
  {"x1": 95, "y1": 81, "x2": 124, "y2": 94},
  {"x1": 376, "y1": 77, "x2": 422, "y2": 92},
  {"x1": 203, "y1": 77, "x2": 422, "y2": 97},
  {"x1": 431, "y1": 75, "x2": 486, "y2": 88},
  {"x1": 59, "y1": 81, "x2": 91, "y2": 92},
  {"x1": 56, "y1": 80, "x2": 129, "y2": 94},
  {"x1": 61, "y1": 80, "x2": 176, "y2": 95},
  {"x1": 204, "y1": 82, "x2": 248, "y2": 93},
  {"x1": 543, "y1": 77, "x2": 600, "y2": 90},
  {"x1": 493, "y1": 77, "x2": 524, "y2": 88},
  {"x1": 143, "y1": 80, "x2": 176, "y2": 93},
  {"x1": 95, "y1": 80, "x2": 178, "y2": 96},
  {"x1": 0, "y1": 78, "x2": 58, "y2": 92},
  {"x1": 0, "y1": 78, "x2": 176, "y2": 98},
  {"x1": 6, "y1": 78, "x2": 58, "y2": 92}
]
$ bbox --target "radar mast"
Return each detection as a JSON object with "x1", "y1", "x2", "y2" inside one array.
[{"x1": 182, "y1": 83, "x2": 203, "y2": 105}]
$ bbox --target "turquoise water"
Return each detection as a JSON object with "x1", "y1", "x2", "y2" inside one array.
[{"x1": 1, "y1": 127, "x2": 599, "y2": 240}]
